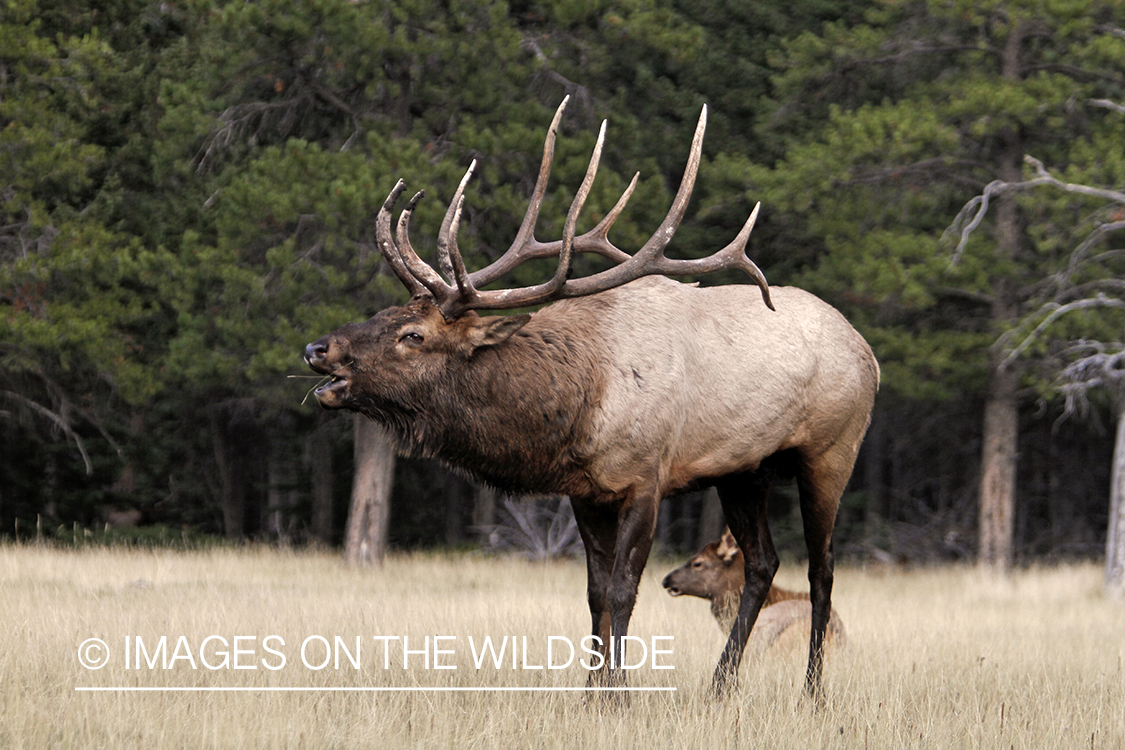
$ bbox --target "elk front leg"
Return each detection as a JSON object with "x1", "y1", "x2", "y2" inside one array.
[
  {"x1": 711, "y1": 470, "x2": 778, "y2": 698},
  {"x1": 605, "y1": 490, "x2": 659, "y2": 682},
  {"x1": 570, "y1": 497, "x2": 618, "y2": 683}
]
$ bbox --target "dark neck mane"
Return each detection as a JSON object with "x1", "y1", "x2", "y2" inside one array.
[{"x1": 361, "y1": 322, "x2": 606, "y2": 497}]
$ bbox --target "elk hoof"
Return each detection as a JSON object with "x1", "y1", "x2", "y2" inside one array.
[
  {"x1": 583, "y1": 668, "x2": 630, "y2": 709},
  {"x1": 709, "y1": 666, "x2": 738, "y2": 701},
  {"x1": 801, "y1": 681, "x2": 827, "y2": 712}
]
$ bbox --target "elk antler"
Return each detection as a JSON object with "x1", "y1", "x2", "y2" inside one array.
[{"x1": 376, "y1": 97, "x2": 774, "y2": 319}]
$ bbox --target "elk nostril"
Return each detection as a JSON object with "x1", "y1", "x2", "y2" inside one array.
[{"x1": 305, "y1": 342, "x2": 328, "y2": 363}]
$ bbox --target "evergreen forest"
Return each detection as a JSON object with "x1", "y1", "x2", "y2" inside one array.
[{"x1": 3, "y1": 0, "x2": 1124, "y2": 578}]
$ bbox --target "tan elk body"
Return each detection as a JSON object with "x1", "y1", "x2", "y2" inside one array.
[
  {"x1": 573, "y1": 280, "x2": 872, "y2": 498},
  {"x1": 663, "y1": 529, "x2": 846, "y2": 649},
  {"x1": 305, "y1": 98, "x2": 879, "y2": 700}
]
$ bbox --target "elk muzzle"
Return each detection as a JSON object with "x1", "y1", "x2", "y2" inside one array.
[
  {"x1": 661, "y1": 569, "x2": 687, "y2": 597},
  {"x1": 304, "y1": 339, "x2": 351, "y2": 408}
]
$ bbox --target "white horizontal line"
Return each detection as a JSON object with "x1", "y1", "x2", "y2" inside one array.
[{"x1": 75, "y1": 686, "x2": 675, "y2": 693}]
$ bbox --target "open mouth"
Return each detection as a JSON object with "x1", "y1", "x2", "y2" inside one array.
[
  {"x1": 303, "y1": 345, "x2": 353, "y2": 406},
  {"x1": 301, "y1": 372, "x2": 351, "y2": 409},
  {"x1": 315, "y1": 374, "x2": 349, "y2": 397}
]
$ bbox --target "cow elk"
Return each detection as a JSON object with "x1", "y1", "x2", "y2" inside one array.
[
  {"x1": 304, "y1": 98, "x2": 879, "y2": 700},
  {"x1": 663, "y1": 528, "x2": 846, "y2": 649}
]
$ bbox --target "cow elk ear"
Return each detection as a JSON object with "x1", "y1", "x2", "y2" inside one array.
[
  {"x1": 467, "y1": 313, "x2": 531, "y2": 352},
  {"x1": 717, "y1": 528, "x2": 740, "y2": 565}
]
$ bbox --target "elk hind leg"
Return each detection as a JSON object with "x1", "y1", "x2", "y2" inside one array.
[
  {"x1": 798, "y1": 446, "x2": 855, "y2": 703},
  {"x1": 711, "y1": 470, "x2": 778, "y2": 697}
]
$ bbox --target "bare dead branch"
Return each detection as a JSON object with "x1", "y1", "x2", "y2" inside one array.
[
  {"x1": 1057, "y1": 278, "x2": 1125, "y2": 303},
  {"x1": 1063, "y1": 221, "x2": 1125, "y2": 280},
  {"x1": 1096, "y1": 24, "x2": 1125, "y2": 40},
  {"x1": 947, "y1": 154, "x2": 1125, "y2": 265},
  {"x1": 0, "y1": 390, "x2": 93, "y2": 474},
  {"x1": 1000, "y1": 294, "x2": 1125, "y2": 369},
  {"x1": 1024, "y1": 155, "x2": 1125, "y2": 204},
  {"x1": 195, "y1": 95, "x2": 317, "y2": 172},
  {"x1": 1089, "y1": 98, "x2": 1125, "y2": 115},
  {"x1": 1057, "y1": 341, "x2": 1125, "y2": 421},
  {"x1": 520, "y1": 37, "x2": 594, "y2": 116}
]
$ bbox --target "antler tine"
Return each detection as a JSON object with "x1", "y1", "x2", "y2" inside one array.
[
  {"x1": 632, "y1": 202, "x2": 774, "y2": 310},
  {"x1": 468, "y1": 171, "x2": 637, "y2": 289},
  {"x1": 466, "y1": 106, "x2": 706, "y2": 293},
  {"x1": 549, "y1": 119, "x2": 607, "y2": 291},
  {"x1": 405, "y1": 100, "x2": 772, "y2": 319},
  {"x1": 717, "y1": 203, "x2": 773, "y2": 310},
  {"x1": 466, "y1": 97, "x2": 569, "y2": 289},
  {"x1": 445, "y1": 194, "x2": 478, "y2": 307},
  {"x1": 392, "y1": 189, "x2": 452, "y2": 299},
  {"x1": 376, "y1": 180, "x2": 427, "y2": 297},
  {"x1": 546, "y1": 105, "x2": 773, "y2": 310},
  {"x1": 451, "y1": 104, "x2": 772, "y2": 314},
  {"x1": 634, "y1": 104, "x2": 707, "y2": 264},
  {"x1": 572, "y1": 170, "x2": 638, "y2": 260},
  {"x1": 513, "y1": 96, "x2": 568, "y2": 250},
  {"x1": 436, "y1": 117, "x2": 611, "y2": 318},
  {"x1": 438, "y1": 160, "x2": 476, "y2": 284}
]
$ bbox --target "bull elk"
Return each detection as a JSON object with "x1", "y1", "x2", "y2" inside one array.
[
  {"x1": 303, "y1": 98, "x2": 879, "y2": 699},
  {"x1": 663, "y1": 528, "x2": 846, "y2": 648}
]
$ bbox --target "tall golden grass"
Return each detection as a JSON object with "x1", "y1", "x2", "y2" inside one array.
[{"x1": 2, "y1": 543, "x2": 1123, "y2": 749}]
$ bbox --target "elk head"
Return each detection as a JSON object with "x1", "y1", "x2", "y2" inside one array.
[
  {"x1": 661, "y1": 528, "x2": 742, "y2": 599},
  {"x1": 304, "y1": 97, "x2": 773, "y2": 417},
  {"x1": 303, "y1": 297, "x2": 529, "y2": 414}
]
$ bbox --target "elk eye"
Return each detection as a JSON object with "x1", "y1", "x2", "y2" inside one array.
[
  {"x1": 691, "y1": 560, "x2": 703, "y2": 570},
  {"x1": 400, "y1": 332, "x2": 424, "y2": 345}
]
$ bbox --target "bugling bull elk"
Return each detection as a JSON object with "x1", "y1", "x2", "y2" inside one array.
[
  {"x1": 663, "y1": 528, "x2": 846, "y2": 649},
  {"x1": 304, "y1": 98, "x2": 879, "y2": 698}
]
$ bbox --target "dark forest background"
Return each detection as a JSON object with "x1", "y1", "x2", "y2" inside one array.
[{"x1": 3, "y1": 0, "x2": 1124, "y2": 566}]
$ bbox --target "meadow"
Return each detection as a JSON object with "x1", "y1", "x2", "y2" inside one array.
[{"x1": 1, "y1": 543, "x2": 1123, "y2": 749}]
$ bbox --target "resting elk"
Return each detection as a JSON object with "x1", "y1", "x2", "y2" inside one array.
[
  {"x1": 303, "y1": 98, "x2": 879, "y2": 699},
  {"x1": 662, "y1": 528, "x2": 846, "y2": 648}
]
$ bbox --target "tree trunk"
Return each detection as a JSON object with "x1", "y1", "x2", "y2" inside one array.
[
  {"x1": 696, "y1": 487, "x2": 725, "y2": 547},
  {"x1": 1106, "y1": 400, "x2": 1125, "y2": 599},
  {"x1": 444, "y1": 472, "x2": 471, "y2": 546},
  {"x1": 345, "y1": 416, "x2": 395, "y2": 566},
  {"x1": 267, "y1": 443, "x2": 298, "y2": 540},
  {"x1": 307, "y1": 412, "x2": 335, "y2": 545},
  {"x1": 979, "y1": 365, "x2": 1019, "y2": 572},
  {"x1": 977, "y1": 19, "x2": 1028, "y2": 575},
  {"x1": 209, "y1": 409, "x2": 243, "y2": 539},
  {"x1": 266, "y1": 453, "x2": 283, "y2": 537},
  {"x1": 472, "y1": 485, "x2": 497, "y2": 531},
  {"x1": 863, "y1": 404, "x2": 888, "y2": 534}
]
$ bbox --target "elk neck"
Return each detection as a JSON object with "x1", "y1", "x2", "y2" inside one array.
[{"x1": 394, "y1": 307, "x2": 609, "y2": 498}]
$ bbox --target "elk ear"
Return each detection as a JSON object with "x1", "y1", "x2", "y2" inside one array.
[
  {"x1": 717, "y1": 527, "x2": 740, "y2": 565},
  {"x1": 467, "y1": 313, "x2": 531, "y2": 352}
]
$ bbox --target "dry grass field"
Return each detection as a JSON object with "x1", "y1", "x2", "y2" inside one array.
[{"x1": 2, "y1": 543, "x2": 1123, "y2": 749}]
